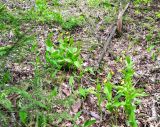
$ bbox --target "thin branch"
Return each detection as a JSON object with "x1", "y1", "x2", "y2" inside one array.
[
  {"x1": 98, "y1": 26, "x2": 117, "y2": 65},
  {"x1": 97, "y1": 2, "x2": 130, "y2": 67}
]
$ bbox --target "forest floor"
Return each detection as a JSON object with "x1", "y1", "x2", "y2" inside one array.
[{"x1": 0, "y1": 0, "x2": 160, "y2": 127}]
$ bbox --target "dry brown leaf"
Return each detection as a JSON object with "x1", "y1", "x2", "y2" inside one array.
[
  {"x1": 90, "y1": 111, "x2": 100, "y2": 119},
  {"x1": 62, "y1": 88, "x2": 71, "y2": 96},
  {"x1": 72, "y1": 100, "x2": 81, "y2": 113}
]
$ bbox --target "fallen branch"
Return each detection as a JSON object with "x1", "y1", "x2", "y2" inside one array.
[
  {"x1": 97, "y1": 2, "x2": 130, "y2": 67},
  {"x1": 98, "y1": 26, "x2": 116, "y2": 65}
]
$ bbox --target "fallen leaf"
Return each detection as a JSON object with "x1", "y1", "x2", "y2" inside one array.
[
  {"x1": 72, "y1": 100, "x2": 81, "y2": 113},
  {"x1": 90, "y1": 111, "x2": 100, "y2": 119},
  {"x1": 62, "y1": 88, "x2": 71, "y2": 96}
]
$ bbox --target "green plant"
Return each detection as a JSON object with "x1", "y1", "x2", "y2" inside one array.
[
  {"x1": 96, "y1": 83, "x2": 102, "y2": 108},
  {"x1": 103, "y1": 72, "x2": 122, "y2": 126},
  {"x1": 78, "y1": 87, "x2": 89, "y2": 99},
  {"x1": 134, "y1": 0, "x2": 152, "y2": 4},
  {"x1": 103, "y1": 57, "x2": 146, "y2": 126},
  {"x1": 95, "y1": 82, "x2": 103, "y2": 120},
  {"x1": 146, "y1": 31, "x2": 153, "y2": 42},
  {"x1": 147, "y1": 45, "x2": 156, "y2": 61},
  {"x1": 83, "y1": 120, "x2": 96, "y2": 127},
  {"x1": 0, "y1": 45, "x2": 13, "y2": 56},
  {"x1": 104, "y1": 72, "x2": 121, "y2": 113},
  {"x1": 78, "y1": 86, "x2": 95, "y2": 98},
  {"x1": 0, "y1": 90, "x2": 13, "y2": 126},
  {"x1": 72, "y1": 111, "x2": 96, "y2": 127},
  {"x1": 104, "y1": 16, "x2": 114, "y2": 24},
  {"x1": 155, "y1": 12, "x2": 160, "y2": 19},
  {"x1": 45, "y1": 35, "x2": 83, "y2": 70},
  {"x1": 0, "y1": 86, "x2": 48, "y2": 126},
  {"x1": 87, "y1": 0, "x2": 100, "y2": 7},
  {"x1": 72, "y1": 111, "x2": 82, "y2": 127},
  {"x1": 52, "y1": 0, "x2": 60, "y2": 6},
  {"x1": 27, "y1": 0, "x2": 85, "y2": 29},
  {"x1": 62, "y1": 16, "x2": 85, "y2": 30},
  {"x1": 26, "y1": 0, "x2": 63, "y2": 24},
  {"x1": 69, "y1": 76, "x2": 75, "y2": 92},
  {"x1": 115, "y1": 57, "x2": 145, "y2": 126}
]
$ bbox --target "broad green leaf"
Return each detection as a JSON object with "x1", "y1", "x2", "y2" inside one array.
[
  {"x1": 104, "y1": 82, "x2": 112, "y2": 101},
  {"x1": 69, "y1": 47, "x2": 77, "y2": 53},
  {"x1": 64, "y1": 58, "x2": 72, "y2": 63},
  {"x1": 50, "y1": 87, "x2": 57, "y2": 97},
  {"x1": 96, "y1": 83, "x2": 101, "y2": 92},
  {"x1": 78, "y1": 87, "x2": 87, "y2": 98},
  {"x1": 125, "y1": 56, "x2": 133, "y2": 66},
  {"x1": 84, "y1": 119, "x2": 96, "y2": 127},
  {"x1": 0, "y1": 50, "x2": 6, "y2": 56},
  {"x1": 112, "y1": 101, "x2": 125, "y2": 108},
  {"x1": 107, "y1": 72, "x2": 112, "y2": 80},
  {"x1": 84, "y1": 67, "x2": 94, "y2": 75},
  {"x1": 45, "y1": 33, "x2": 53, "y2": 47},
  {"x1": 73, "y1": 111, "x2": 81, "y2": 121},
  {"x1": 74, "y1": 61, "x2": 81, "y2": 68},
  {"x1": 19, "y1": 110, "x2": 27, "y2": 124}
]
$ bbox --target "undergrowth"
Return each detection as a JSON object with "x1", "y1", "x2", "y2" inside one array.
[{"x1": 0, "y1": 0, "x2": 155, "y2": 126}]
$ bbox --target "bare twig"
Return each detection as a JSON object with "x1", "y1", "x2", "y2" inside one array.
[
  {"x1": 98, "y1": 26, "x2": 117, "y2": 65},
  {"x1": 118, "y1": 2, "x2": 130, "y2": 20},
  {"x1": 97, "y1": 2, "x2": 130, "y2": 67}
]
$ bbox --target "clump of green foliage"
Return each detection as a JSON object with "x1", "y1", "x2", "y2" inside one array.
[
  {"x1": 52, "y1": 0, "x2": 60, "y2": 6},
  {"x1": 0, "y1": 3, "x2": 35, "y2": 59},
  {"x1": 0, "y1": 41, "x2": 76, "y2": 126},
  {"x1": 83, "y1": 57, "x2": 145, "y2": 126},
  {"x1": 26, "y1": 0, "x2": 63, "y2": 23},
  {"x1": 104, "y1": 57, "x2": 145, "y2": 126},
  {"x1": 87, "y1": 0, "x2": 101, "y2": 7},
  {"x1": 0, "y1": 4, "x2": 18, "y2": 56},
  {"x1": 87, "y1": 0, "x2": 114, "y2": 8},
  {"x1": 62, "y1": 16, "x2": 85, "y2": 30},
  {"x1": 27, "y1": 0, "x2": 85, "y2": 30},
  {"x1": 134, "y1": 0, "x2": 152, "y2": 4},
  {"x1": 0, "y1": 3, "x2": 80, "y2": 126},
  {"x1": 45, "y1": 34, "x2": 83, "y2": 70}
]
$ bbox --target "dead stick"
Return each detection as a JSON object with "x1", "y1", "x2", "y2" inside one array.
[
  {"x1": 97, "y1": 2, "x2": 130, "y2": 67},
  {"x1": 98, "y1": 26, "x2": 117, "y2": 65},
  {"x1": 118, "y1": 2, "x2": 130, "y2": 20}
]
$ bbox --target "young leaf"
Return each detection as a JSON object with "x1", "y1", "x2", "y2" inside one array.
[
  {"x1": 69, "y1": 76, "x2": 74, "y2": 87},
  {"x1": 104, "y1": 82, "x2": 112, "y2": 101},
  {"x1": 19, "y1": 110, "x2": 27, "y2": 124},
  {"x1": 45, "y1": 33, "x2": 53, "y2": 47},
  {"x1": 96, "y1": 83, "x2": 101, "y2": 92},
  {"x1": 74, "y1": 61, "x2": 81, "y2": 68},
  {"x1": 51, "y1": 87, "x2": 57, "y2": 97},
  {"x1": 73, "y1": 111, "x2": 81, "y2": 121},
  {"x1": 84, "y1": 119, "x2": 96, "y2": 127},
  {"x1": 79, "y1": 87, "x2": 87, "y2": 98}
]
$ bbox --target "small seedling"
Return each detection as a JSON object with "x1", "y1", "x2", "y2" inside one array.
[
  {"x1": 78, "y1": 87, "x2": 89, "y2": 99},
  {"x1": 147, "y1": 45, "x2": 156, "y2": 61},
  {"x1": 83, "y1": 119, "x2": 96, "y2": 127},
  {"x1": 95, "y1": 81, "x2": 103, "y2": 120}
]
